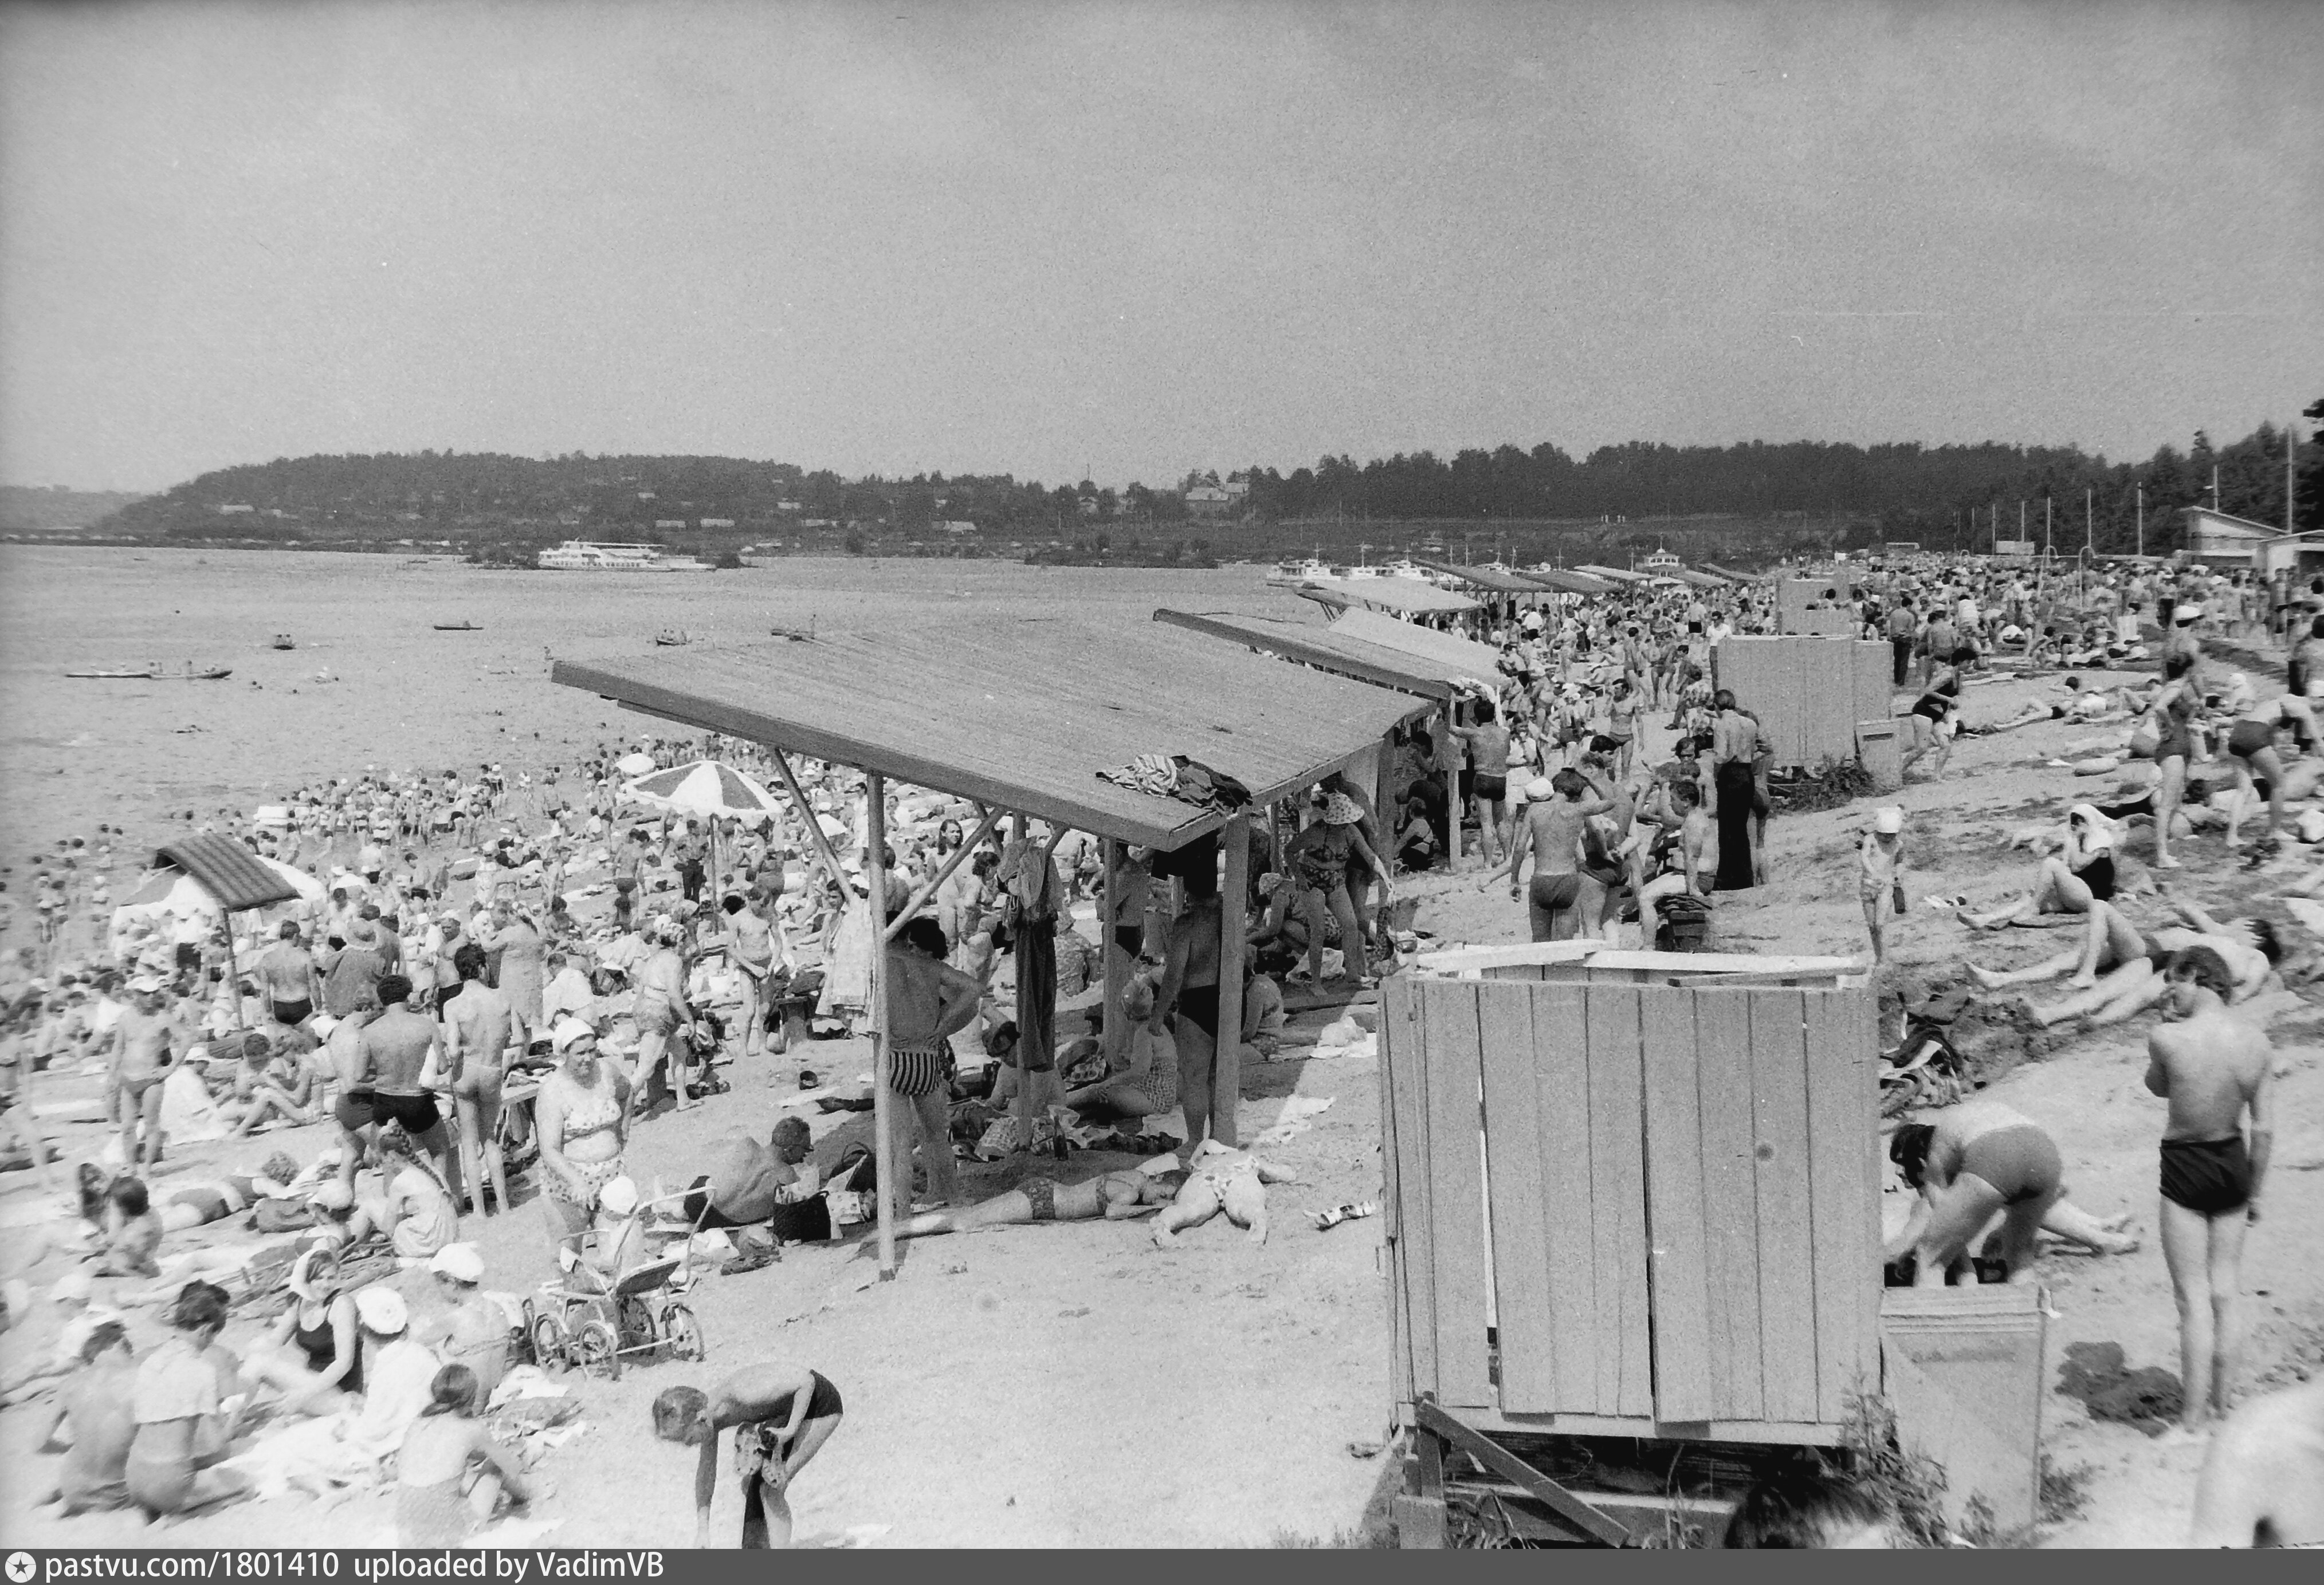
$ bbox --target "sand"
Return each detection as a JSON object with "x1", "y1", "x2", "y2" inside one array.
[{"x1": 2, "y1": 547, "x2": 2317, "y2": 1547}]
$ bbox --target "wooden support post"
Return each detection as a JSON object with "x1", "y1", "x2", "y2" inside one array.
[
  {"x1": 1216, "y1": 815, "x2": 1250, "y2": 1146},
  {"x1": 865, "y1": 773, "x2": 896, "y2": 1279},
  {"x1": 1398, "y1": 1422, "x2": 1449, "y2": 1549},
  {"x1": 1414, "y1": 1399, "x2": 1631, "y2": 1547},
  {"x1": 1101, "y1": 837, "x2": 1127, "y2": 1066},
  {"x1": 222, "y1": 908, "x2": 241, "y2": 1028}
]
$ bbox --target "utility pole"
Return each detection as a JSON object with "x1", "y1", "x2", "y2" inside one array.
[
  {"x1": 2290, "y1": 418, "x2": 2301, "y2": 536},
  {"x1": 2137, "y1": 483, "x2": 2145, "y2": 559},
  {"x1": 2212, "y1": 465, "x2": 2221, "y2": 511},
  {"x1": 2086, "y1": 487, "x2": 2094, "y2": 557},
  {"x1": 2044, "y1": 495, "x2": 2052, "y2": 561}
]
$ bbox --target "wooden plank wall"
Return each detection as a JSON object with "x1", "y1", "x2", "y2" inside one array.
[
  {"x1": 1388, "y1": 971, "x2": 1877, "y2": 1431},
  {"x1": 1419, "y1": 978, "x2": 1494, "y2": 1410},
  {"x1": 1718, "y1": 637, "x2": 1888, "y2": 769}
]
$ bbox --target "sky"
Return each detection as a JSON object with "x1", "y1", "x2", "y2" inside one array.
[{"x1": 2, "y1": 0, "x2": 2318, "y2": 493}]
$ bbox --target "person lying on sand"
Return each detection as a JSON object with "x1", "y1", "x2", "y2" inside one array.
[
  {"x1": 1152, "y1": 1140, "x2": 1298, "y2": 1247},
  {"x1": 653, "y1": 1363, "x2": 844, "y2": 1549},
  {"x1": 893, "y1": 1167, "x2": 1190, "y2": 1238},
  {"x1": 1999, "y1": 902, "x2": 2280, "y2": 1029}
]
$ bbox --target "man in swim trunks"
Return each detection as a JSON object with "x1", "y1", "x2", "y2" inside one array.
[
  {"x1": 256, "y1": 922, "x2": 321, "y2": 1030},
  {"x1": 103, "y1": 976, "x2": 184, "y2": 1172},
  {"x1": 652, "y1": 1362, "x2": 845, "y2": 1548},
  {"x1": 360, "y1": 976, "x2": 464, "y2": 1213},
  {"x1": 880, "y1": 918, "x2": 977, "y2": 1219},
  {"x1": 2145, "y1": 946, "x2": 2274, "y2": 1434}
]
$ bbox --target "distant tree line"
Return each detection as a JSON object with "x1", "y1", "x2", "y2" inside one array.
[{"x1": 83, "y1": 405, "x2": 2322, "y2": 558}]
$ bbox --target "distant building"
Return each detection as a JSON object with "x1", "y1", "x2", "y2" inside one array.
[
  {"x1": 700, "y1": 517, "x2": 735, "y2": 528},
  {"x1": 776, "y1": 500, "x2": 803, "y2": 513},
  {"x1": 2180, "y1": 506, "x2": 2280, "y2": 569},
  {"x1": 654, "y1": 518, "x2": 687, "y2": 530},
  {"x1": 1185, "y1": 485, "x2": 1233, "y2": 517},
  {"x1": 215, "y1": 504, "x2": 254, "y2": 515},
  {"x1": 941, "y1": 520, "x2": 978, "y2": 535},
  {"x1": 1642, "y1": 546, "x2": 1679, "y2": 572}
]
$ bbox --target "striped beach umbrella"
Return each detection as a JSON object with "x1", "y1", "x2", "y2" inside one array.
[{"x1": 621, "y1": 760, "x2": 783, "y2": 827}]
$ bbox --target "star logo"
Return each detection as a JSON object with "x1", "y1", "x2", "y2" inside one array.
[{"x1": 5, "y1": 1553, "x2": 36, "y2": 1584}]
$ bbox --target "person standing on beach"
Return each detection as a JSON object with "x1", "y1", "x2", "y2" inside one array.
[
  {"x1": 2145, "y1": 947, "x2": 2274, "y2": 1437},
  {"x1": 103, "y1": 976, "x2": 184, "y2": 1172},
  {"x1": 361, "y1": 976, "x2": 462, "y2": 1213},
  {"x1": 881, "y1": 918, "x2": 976, "y2": 1217},
  {"x1": 1858, "y1": 807, "x2": 1907, "y2": 963},
  {"x1": 254, "y1": 924, "x2": 320, "y2": 1034},
  {"x1": 441, "y1": 944, "x2": 512, "y2": 1218}
]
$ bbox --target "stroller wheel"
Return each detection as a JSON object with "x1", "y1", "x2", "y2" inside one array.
[
  {"x1": 662, "y1": 1302, "x2": 704, "y2": 1362},
  {"x1": 572, "y1": 1319, "x2": 621, "y2": 1381},
  {"x1": 529, "y1": 1311, "x2": 567, "y2": 1374}
]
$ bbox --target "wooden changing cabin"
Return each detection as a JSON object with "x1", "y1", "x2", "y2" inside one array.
[
  {"x1": 1712, "y1": 634, "x2": 1894, "y2": 775},
  {"x1": 1380, "y1": 942, "x2": 1879, "y2": 1546}
]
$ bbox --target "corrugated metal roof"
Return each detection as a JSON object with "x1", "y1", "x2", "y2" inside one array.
[
  {"x1": 1152, "y1": 608, "x2": 1499, "y2": 702},
  {"x1": 551, "y1": 620, "x2": 1426, "y2": 851},
  {"x1": 1665, "y1": 567, "x2": 1730, "y2": 589},
  {"x1": 1699, "y1": 562, "x2": 1764, "y2": 584},
  {"x1": 1576, "y1": 564, "x2": 1654, "y2": 585},
  {"x1": 152, "y1": 834, "x2": 303, "y2": 913},
  {"x1": 1324, "y1": 608, "x2": 1509, "y2": 678},
  {"x1": 1287, "y1": 577, "x2": 1482, "y2": 616}
]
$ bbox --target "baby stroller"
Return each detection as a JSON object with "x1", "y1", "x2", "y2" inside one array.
[{"x1": 524, "y1": 1188, "x2": 708, "y2": 1381}]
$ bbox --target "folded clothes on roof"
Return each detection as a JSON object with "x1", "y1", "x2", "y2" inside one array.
[{"x1": 1096, "y1": 754, "x2": 1252, "y2": 814}]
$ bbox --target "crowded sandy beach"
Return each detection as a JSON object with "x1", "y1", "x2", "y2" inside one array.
[
  {"x1": 0, "y1": 539, "x2": 2317, "y2": 1551},
  {"x1": 5, "y1": 0, "x2": 2321, "y2": 1556}
]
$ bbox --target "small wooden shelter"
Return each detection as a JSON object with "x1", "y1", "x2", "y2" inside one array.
[
  {"x1": 1379, "y1": 942, "x2": 1879, "y2": 1545},
  {"x1": 1711, "y1": 635, "x2": 1894, "y2": 773},
  {"x1": 553, "y1": 619, "x2": 1423, "y2": 1273}
]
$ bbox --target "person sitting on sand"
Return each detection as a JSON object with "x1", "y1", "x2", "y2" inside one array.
[
  {"x1": 1965, "y1": 803, "x2": 2118, "y2": 930},
  {"x1": 684, "y1": 1116, "x2": 830, "y2": 1245},
  {"x1": 2145, "y1": 947, "x2": 2274, "y2": 1437},
  {"x1": 124, "y1": 1284, "x2": 252, "y2": 1520},
  {"x1": 394, "y1": 1363, "x2": 537, "y2": 1547},
  {"x1": 361, "y1": 1122, "x2": 461, "y2": 1260},
  {"x1": 1062, "y1": 977, "x2": 1177, "y2": 1125},
  {"x1": 893, "y1": 1166, "x2": 1190, "y2": 1239},
  {"x1": 90, "y1": 1177, "x2": 163, "y2": 1280},
  {"x1": 653, "y1": 1363, "x2": 845, "y2": 1548},
  {"x1": 34, "y1": 1319, "x2": 139, "y2": 1516},
  {"x1": 1152, "y1": 1139, "x2": 1299, "y2": 1247},
  {"x1": 2187, "y1": 1376, "x2": 2324, "y2": 1546},
  {"x1": 242, "y1": 1248, "x2": 363, "y2": 1415},
  {"x1": 1883, "y1": 1099, "x2": 2135, "y2": 1285},
  {"x1": 411, "y1": 1244, "x2": 514, "y2": 1402},
  {"x1": 226, "y1": 1032, "x2": 317, "y2": 1134}
]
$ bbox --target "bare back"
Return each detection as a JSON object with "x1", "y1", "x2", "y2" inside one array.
[{"x1": 2149, "y1": 1010, "x2": 2271, "y2": 1142}]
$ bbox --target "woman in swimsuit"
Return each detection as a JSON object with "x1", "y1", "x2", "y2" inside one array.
[
  {"x1": 395, "y1": 1364, "x2": 536, "y2": 1547},
  {"x1": 1156, "y1": 858, "x2": 1233, "y2": 1155},
  {"x1": 244, "y1": 1247, "x2": 362, "y2": 1414},
  {"x1": 1885, "y1": 1099, "x2": 2068, "y2": 1285},
  {"x1": 654, "y1": 1363, "x2": 845, "y2": 1549},
  {"x1": 533, "y1": 1017, "x2": 630, "y2": 1252},
  {"x1": 1966, "y1": 803, "x2": 2118, "y2": 930},
  {"x1": 124, "y1": 1284, "x2": 251, "y2": 1520},
  {"x1": 2148, "y1": 652, "x2": 2203, "y2": 871}
]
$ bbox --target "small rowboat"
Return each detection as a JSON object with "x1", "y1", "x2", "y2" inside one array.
[
  {"x1": 653, "y1": 629, "x2": 691, "y2": 647},
  {"x1": 433, "y1": 620, "x2": 482, "y2": 631},
  {"x1": 270, "y1": 634, "x2": 296, "y2": 650}
]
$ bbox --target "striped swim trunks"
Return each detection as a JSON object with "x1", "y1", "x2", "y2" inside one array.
[{"x1": 888, "y1": 1041, "x2": 950, "y2": 1099}]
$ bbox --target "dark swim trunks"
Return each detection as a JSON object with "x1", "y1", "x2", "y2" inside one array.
[
  {"x1": 272, "y1": 998, "x2": 312, "y2": 1026},
  {"x1": 1023, "y1": 1176, "x2": 1058, "y2": 1222},
  {"x1": 2160, "y1": 1136, "x2": 2252, "y2": 1216},
  {"x1": 370, "y1": 1091, "x2": 441, "y2": 1133},
  {"x1": 333, "y1": 1087, "x2": 376, "y2": 1131}
]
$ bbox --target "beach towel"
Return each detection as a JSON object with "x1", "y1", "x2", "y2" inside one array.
[{"x1": 1096, "y1": 754, "x2": 1251, "y2": 813}]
